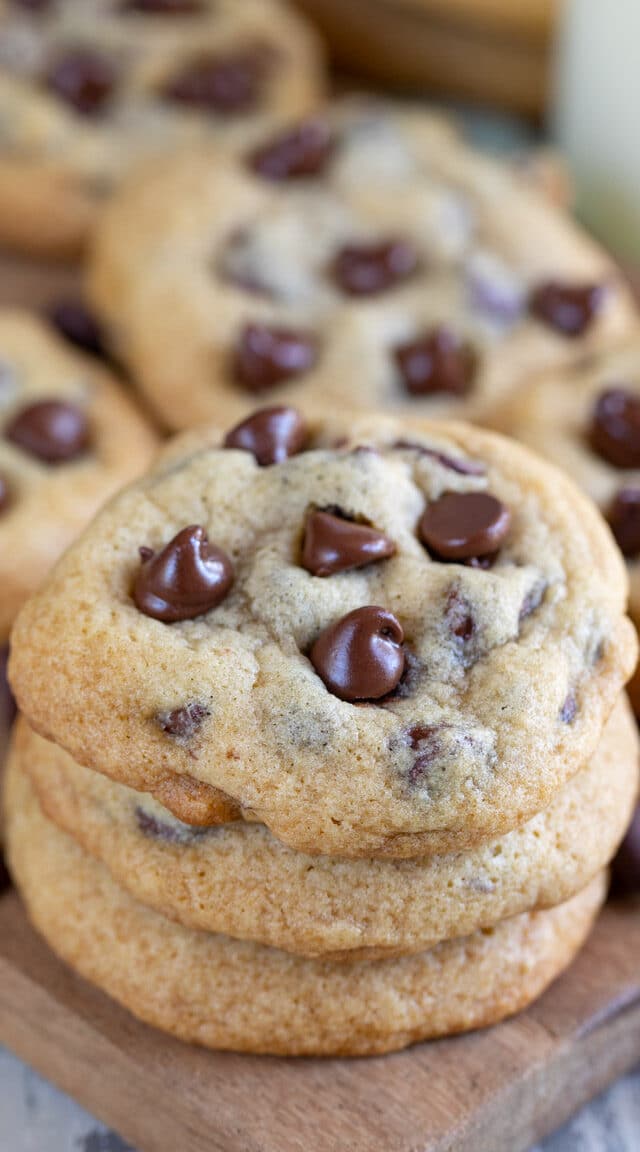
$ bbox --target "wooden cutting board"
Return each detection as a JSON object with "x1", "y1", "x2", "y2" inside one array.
[{"x1": 0, "y1": 884, "x2": 639, "y2": 1152}]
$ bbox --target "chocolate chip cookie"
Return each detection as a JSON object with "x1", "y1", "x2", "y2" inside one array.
[
  {"x1": 87, "y1": 98, "x2": 636, "y2": 431},
  {"x1": 0, "y1": 309, "x2": 157, "y2": 644},
  {"x1": 16, "y1": 695, "x2": 637, "y2": 958},
  {"x1": 4, "y1": 757, "x2": 607, "y2": 1055},
  {"x1": 9, "y1": 408, "x2": 636, "y2": 857},
  {"x1": 0, "y1": 0, "x2": 324, "y2": 257}
]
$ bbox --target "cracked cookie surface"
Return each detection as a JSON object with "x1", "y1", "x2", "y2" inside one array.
[
  {"x1": 4, "y1": 759, "x2": 607, "y2": 1056},
  {"x1": 9, "y1": 408, "x2": 637, "y2": 857}
]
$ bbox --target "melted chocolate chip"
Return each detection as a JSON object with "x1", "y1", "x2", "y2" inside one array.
[
  {"x1": 162, "y1": 47, "x2": 268, "y2": 113},
  {"x1": 391, "y1": 440, "x2": 486, "y2": 476},
  {"x1": 224, "y1": 405, "x2": 308, "y2": 466},
  {"x1": 446, "y1": 587, "x2": 475, "y2": 641},
  {"x1": 310, "y1": 606, "x2": 405, "y2": 702},
  {"x1": 134, "y1": 525, "x2": 234, "y2": 622},
  {"x1": 394, "y1": 327, "x2": 478, "y2": 397},
  {"x1": 301, "y1": 510, "x2": 396, "y2": 577},
  {"x1": 559, "y1": 693, "x2": 577, "y2": 724},
  {"x1": 611, "y1": 804, "x2": 640, "y2": 896},
  {"x1": 406, "y1": 725, "x2": 442, "y2": 786},
  {"x1": 48, "y1": 299, "x2": 106, "y2": 358},
  {"x1": 233, "y1": 323, "x2": 318, "y2": 392},
  {"x1": 607, "y1": 487, "x2": 640, "y2": 557},
  {"x1": 529, "y1": 281, "x2": 604, "y2": 337},
  {"x1": 589, "y1": 388, "x2": 640, "y2": 469},
  {"x1": 135, "y1": 807, "x2": 208, "y2": 844},
  {"x1": 5, "y1": 400, "x2": 90, "y2": 463},
  {"x1": 44, "y1": 48, "x2": 116, "y2": 116},
  {"x1": 121, "y1": 0, "x2": 205, "y2": 12},
  {"x1": 419, "y1": 491, "x2": 511, "y2": 562},
  {"x1": 0, "y1": 474, "x2": 10, "y2": 514},
  {"x1": 332, "y1": 239, "x2": 419, "y2": 297},
  {"x1": 156, "y1": 702, "x2": 210, "y2": 740},
  {"x1": 249, "y1": 119, "x2": 334, "y2": 181}
]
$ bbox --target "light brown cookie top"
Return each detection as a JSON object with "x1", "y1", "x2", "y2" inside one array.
[
  {"x1": 4, "y1": 758, "x2": 606, "y2": 1056},
  {"x1": 0, "y1": 309, "x2": 157, "y2": 642},
  {"x1": 0, "y1": 0, "x2": 324, "y2": 256},
  {"x1": 18, "y1": 695, "x2": 638, "y2": 958},
  {"x1": 495, "y1": 337, "x2": 640, "y2": 636},
  {"x1": 9, "y1": 408, "x2": 636, "y2": 857},
  {"x1": 87, "y1": 98, "x2": 636, "y2": 431}
]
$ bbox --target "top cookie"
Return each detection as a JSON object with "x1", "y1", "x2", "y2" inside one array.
[
  {"x1": 0, "y1": 308, "x2": 157, "y2": 642},
  {"x1": 0, "y1": 0, "x2": 324, "y2": 257},
  {"x1": 9, "y1": 406, "x2": 636, "y2": 857},
  {"x1": 88, "y1": 98, "x2": 637, "y2": 431}
]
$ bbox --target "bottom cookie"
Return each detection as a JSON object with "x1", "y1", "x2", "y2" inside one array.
[{"x1": 4, "y1": 760, "x2": 605, "y2": 1057}]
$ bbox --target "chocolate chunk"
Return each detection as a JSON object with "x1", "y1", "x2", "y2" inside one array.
[
  {"x1": 589, "y1": 388, "x2": 640, "y2": 469},
  {"x1": 529, "y1": 280, "x2": 604, "y2": 337},
  {"x1": 391, "y1": 440, "x2": 486, "y2": 476},
  {"x1": 611, "y1": 804, "x2": 640, "y2": 896},
  {"x1": 249, "y1": 119, "x2": 334, "y2": 181},
  {"x1": 134, "y1": 525, "x2": 234, "y2": 622},
  {"x1": 233, "y1": 323, "x2": 318, "y2": 392},
  {"x1": 310, "y1": 606, "x2": 405, "y2": 702},
  {"x1": 224, "y1": 405, "x2": 308, "y2": 466},
  {"x1": 156, "y1": 702, "x2": 210, "y2": 740},
  {"x1": 394, "y1": 327, "x2": 478, "y2": 397},
  {"x1": 406, "y1": 724, "x2": 442, "y2": 786},
  {"x1": 559, "y1": 693, "x2": 577, "y2": 724},
  {"x1": 0, "y1": 474, "x2": 10, "y2": 514},
  {"x1": 44, "y1": 48, "x2": 117, "y2": 116},
  {"x1": 446, "y1": 587, "x2": 474, "y2": 641},
  {"x1": 121, "y1": 0, "x2": 204, "y2": 12},
  {"x1": 302, "y1": 510, "x2": 396, "y2": 576},
  {"x1": 48, "y1": 299, "x2": 106, "y2": 358},
  {"x1": 607, "y1": 487, "x2": 640, "y2": 557},
  {"x1": 5, "y1": 400, "x2": 90, "y2": 463},
  {"x1": 162, "y1": 47, "x2": 268, "y2": 113},
  {"x1": 419, "y1": 491, "x2": 511, "y2": 562},
  {"x1": 332, "y1": 239, "x2": 419, "y2": 297}
]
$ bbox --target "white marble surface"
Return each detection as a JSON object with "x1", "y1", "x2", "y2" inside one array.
[{"x1": 1, "y1": 1045, "x2": 638, "y2": 1152}]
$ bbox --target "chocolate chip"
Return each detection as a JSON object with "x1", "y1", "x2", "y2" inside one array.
[
  {"x1": 607, "y1": 487, "x2": 640, "y2": 557},
  {"x1": 394, "y1": 327, "x2": 478, "y2": 397},
  {"x1": 233, "y1": 323, "x2": 318, "y2": 392},
  {"x1": 529, "y1": 281, "x2": 604, "y2": 337},
  {"x1": 391, "y1": 440, "x2": 486, "y2": 476},
  {"x1": 611, "y1": 804, "x2": 640, "y2": 896},
  {"x1": 589, "y1": 388, "x2": 640, "y2": 469},
  {"x1": 224, "y1": 405, "x2": 308, "y2": 466},
  {"x1": 559, "y1": 693, "x2": 577, "y2": 724},
  {"x1": 5, "y1": 400, "x2": 90, "y2": 463},
  {"x1": 406, "y1": 724, "x2": 442, "y2": 785},
  {"x1": 134, "y1": 525, "x2": 234, "y2": 622},
  {"x1": 162, "y1": 47, "x2": 268, "y2": 113},
  {"x1": 48, "y1": 299, "x2": 106, "y2": 358},
  {"x1": 310, "y1": 606, "x2": 405, "y2": 702},
  {"x1": 301, "y1": 510, "x2": 396, "y2": 577},
  {"x1": 332, "y1": 239, "x2": 419, "y2": 297},
  {"x1": 135, "y1": 807, "x2": 207, "y2": 844},
  {"x1": 0, "y1": 474, "x2": 10, "y2": 515},
  {"x1": 446, "y1": 587, "x2": 475, "y2": 641},
  {"x1": 44, "y1": 48, "x2": 117, "y2": 116},
  {"x1": 156, "y1": 702, "x2": 210, "y2": 740},
  {"x1": 248, "y1": 118, "x2": 334, "y2": 181},
  {"x1": 121, "y1": 0, "x2": 205, "y2": 12},
  {"x1": 419, "y1": 491, "x2": 511, "y2": 562}
]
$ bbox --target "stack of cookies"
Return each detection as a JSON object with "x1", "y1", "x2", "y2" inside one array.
[{"x1": 5, "y1": 406, "x2": 638, "y2": 1055}]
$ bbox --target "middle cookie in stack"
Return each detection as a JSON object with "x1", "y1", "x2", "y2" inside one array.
[{"x1": 6, "y1": 407, "x2": 638, "y2": 1055}]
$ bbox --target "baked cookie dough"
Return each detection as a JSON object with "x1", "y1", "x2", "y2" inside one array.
[
  {"x1": 0, "y1": 0, "x2": 324, "y2": 257},
  {"x1": 88, "y1": 98, "x2": 636, "y2": 430},
  {"x1": 4, "y1": 759, "x2": 607, "y2": 1056},
  {"x1": 9, "y1": 409, "x2": 636, "y2": 857},
  {"x1": 0, "y1": 309, "x2": 157, "y2": 643},
  {"x1": 17, "y1": 694, "x2": 638, "y2": 958}
]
